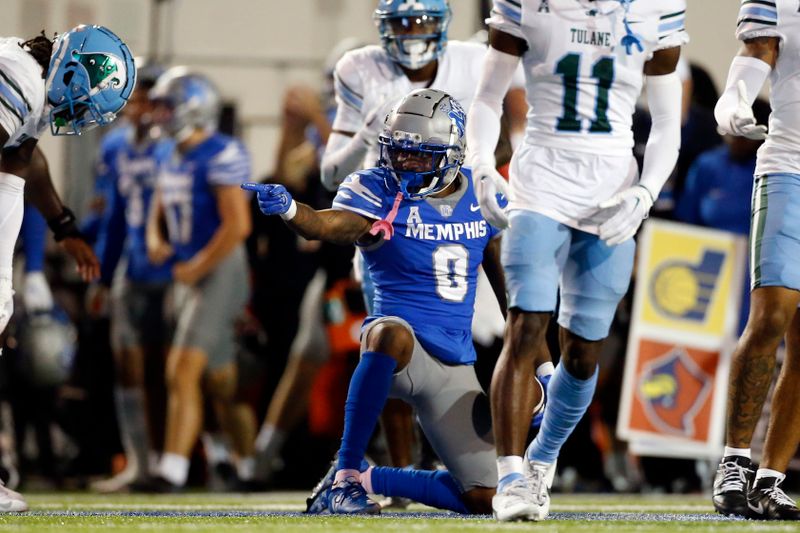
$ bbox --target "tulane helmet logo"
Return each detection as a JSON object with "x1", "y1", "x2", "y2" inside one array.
[{"x1": 74, "y1": 52, "x2": 127, "y2": 91}]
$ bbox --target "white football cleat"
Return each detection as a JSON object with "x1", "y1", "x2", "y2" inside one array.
[
  {"x1": 90, "y1": 466, "x2": 142, "y2": 493},
  {"x1": 523, "y1": 457, "x2": 556, "y2": 521},
  {"x1": 0, "y1": 479, "x2": 28, "y2": 512},
  {"x1": 492, "y1": 476, "x2": 539, "y2": 522}
]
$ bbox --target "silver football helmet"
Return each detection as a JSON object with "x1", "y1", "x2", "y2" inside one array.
[
  {"x1": 378, "y1": 88, "x2": 466, "y2": 199},
  {"x1": 149, "y1": 67, "x2": 221, "y2": 141}
]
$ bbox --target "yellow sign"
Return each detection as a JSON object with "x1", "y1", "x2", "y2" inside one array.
[{"x1": 641, "y1": 224, "x2": 738, "y2": 337}]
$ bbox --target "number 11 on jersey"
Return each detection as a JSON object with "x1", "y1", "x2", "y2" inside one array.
[{"x1": 555, "y1": 53, "x2": 615, "y2": 134}]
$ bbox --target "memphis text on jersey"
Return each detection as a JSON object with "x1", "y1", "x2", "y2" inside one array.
[{"x1": 404, "y1": 206, "x2": 490, "y2": 241}]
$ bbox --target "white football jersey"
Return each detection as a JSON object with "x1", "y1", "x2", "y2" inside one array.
[
  {"x1": 489, "y1": 0, "x2": 688, "y2": 156},
  {"x1": 0, "y1": 38, "x2": 48, "y2": 148},
  {"x1": 332, "y1": 40, "x2": 522, "y2": 168},
  {"x1": 736, "y1": 0, "x2": 800, "y2": 177}
]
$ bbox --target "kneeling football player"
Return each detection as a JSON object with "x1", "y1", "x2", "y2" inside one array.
[{"x1": 244, "y1": 88, "x2": 514, "y2": 514}]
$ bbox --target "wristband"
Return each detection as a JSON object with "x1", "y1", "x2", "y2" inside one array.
[
  {"x1": 47, "y1": 207, "x2": 82, "y2": 242},
  {"x1": 280, "y1": 200, "x2": 298, "y2": 221}
]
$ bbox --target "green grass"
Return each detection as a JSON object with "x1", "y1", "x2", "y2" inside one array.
[{"x1": 0, "y1": 492, "x2": 794, "y2": 532}]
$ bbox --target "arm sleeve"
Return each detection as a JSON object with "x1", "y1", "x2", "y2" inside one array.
[
  {"x1": 655, "y1": 0, "x2": 690, "y2": 51},
  {"x1": 94, "y1": 179, "x2": 127, "y2": 286},
  {"x1": 736, "y1": 0, "x2": 782, "y2": 41},
  {"x1": 322, "y1": 53, "x2": 371, "y2": 191},
  {"x1": 466, "y1": 47, "x2": 521, "y2": 169},
  {"x1": 639, "y1": 72, "x2": 683, "y2": 198},
  {"x1": 330, "y1": 53, "x2": 365, "y2": 133},
  {"x1": 331, "y1": 173, "x2": 386, "y2": 221},
  {"x1": 714, "y1": 55, "x2": 772, "y2": 128},
  {"x1": 320, "y1": 131, "x2": 372, "y2": 192},
  {"x1": 208, "y1": 140, "x2": 252, "y2": 186},
  {"x1": 21, "y1": 203, "x2": 46, "y2": 273}
]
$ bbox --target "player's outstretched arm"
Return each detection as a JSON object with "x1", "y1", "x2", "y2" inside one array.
[
  {"x1": 242, "y1": 182, "x2": 372, "y2": 245},
  {"x1": 482, "y1": 236, "x2": 507, "y2": 318}
]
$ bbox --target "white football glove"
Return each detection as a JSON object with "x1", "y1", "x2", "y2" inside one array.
[
  {"x1": 474, "y1": 164, "x2": 513, "y2": 229},
  {"x1": 597, "y1": 185, "x2": 654, "y2": 246},
  {"x1": 0, "y1": 278, "x2": 14, "y2": 335},
  {"x1": 717, "y1": 80, "x2": 768, "y2": 140},
  {"x1": 357, "y1": 98, "x2": 400, "y2": 147},
  {"x1": 23, "y1": 271, "x2": 53, "y2": 313}
]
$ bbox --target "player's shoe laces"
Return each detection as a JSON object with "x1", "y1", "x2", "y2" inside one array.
[
  {"x1": 492, "y1": 475, "x2": 539, "y2": 521},
  {"x1": 712, "y1": 455, "x2": 755, "y2": 517},
  {"x1": 524, "y1": 458, "x2": 556, "y2": 521},
  {"x1": 0, "y1": 479, "x2": 27, "y2": 512},
  {"x1": 747, "y1": 475, "x2": 800, "y2": 520},
  {"x1": 305, "y1": 461, "x2": 335, "y2": 514},
  {"x1": 531, "y1": 374, "x2": 551, "y2": 429},
  {"x1": 328, "y1": 477, "x2": 381, "y2": 515}
]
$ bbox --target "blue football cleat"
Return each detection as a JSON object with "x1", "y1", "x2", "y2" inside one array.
[
  {"x1": 305, "y1": 461, "x2": 335, "y2": 514},
  {"x1": 329, "y1": 477, "x2": 381, "y2": 515},
  {"x1": 531, "y1": 374, "x2": 551, "y2": 429}
]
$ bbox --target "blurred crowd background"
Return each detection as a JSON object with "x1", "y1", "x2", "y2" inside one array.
[{"x1": 0, "y1": 0, "x2": 793, "y2": 497}]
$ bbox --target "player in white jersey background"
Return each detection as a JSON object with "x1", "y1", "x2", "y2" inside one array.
[
  {"x1": 711, "y1": 0, "x2": 800, "y2": 521},
  {"x1": 0, "y1": 25, "x2": 136, "y2": 511},
  {"x1": 467, "y1": 0, "x2": 687, "y2": 521}
]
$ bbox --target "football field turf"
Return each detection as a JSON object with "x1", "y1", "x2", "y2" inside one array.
[{"x1": 0, "y1": 492, "x2": 794, "y2": 532}]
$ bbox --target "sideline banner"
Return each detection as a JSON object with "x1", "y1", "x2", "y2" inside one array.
[{"x1": 617, "y1": 220, "x2": 747, "y2": 458}]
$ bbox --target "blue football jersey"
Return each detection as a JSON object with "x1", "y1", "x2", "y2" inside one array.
[
  {"x1": 158, "y1": 133, "x2": 251, "y2": 261},
  {"x1": 332, "y1": 167, "x2": 500, "y2": 365},
  {"x1": 95, "y1": 125, "x2": 175, "y2": 285}
]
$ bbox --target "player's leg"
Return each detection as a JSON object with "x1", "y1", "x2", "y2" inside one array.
[
  {"x1": 255, "y1": 270, "x2": 328, "y2": 480},
  {"x1": 714, "y1": 173, "x2": 800, "y2": 518},
  {"x1": 374, "y1": 361, "x2": 496, "y2": 514},
  {"x1": 158, "y1": 345, "x2": 207, "y2": 488},
  {"x1": 358, "y1": 251, "x2": 418, "y2": 506},
  {"x1": 154, "y1": 277, "x2": 212, "y2": 488},
  {"x1": 0, "y1": 174, "x2": 25, "y2": 336},
  {"x1": 727, "y1": 289, "x2": 798, "y2": 450},
  {"x1": 761, "y1": 310, "x2": 800, "y2": 473},
  {"x1": 745, "y1": 308, "x2": 800, "y2": 520},
  {"x1": 328, "y1": 317, "x2": 415, "y2": 514},
  {"x1": 713, "y1": 292, "x2": 799, "y2": 516},
  {"x1": 492, "y1": 210, "x2": 568, "y2": 520},
  {"x1": 207, "y1": 361, "x2": 257, "y2": 485},
  {"x1": 93, "y1": 281, "x2": 153, "y2": 492},
  {"x1": 525, "y1": 229, "x2": 635, "y2": 518},
  {"x1": 194, "y1": 246, "x2": 256, "y2": 485}
]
